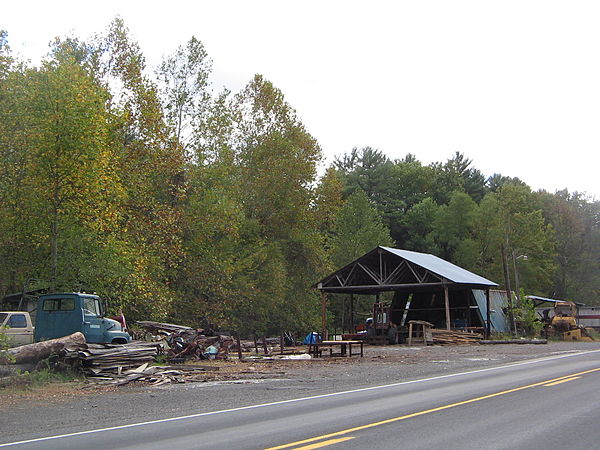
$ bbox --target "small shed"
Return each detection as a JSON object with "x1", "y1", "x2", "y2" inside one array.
[{"x1": 316, "y1": 246, "x2": 501, "y2": 338}]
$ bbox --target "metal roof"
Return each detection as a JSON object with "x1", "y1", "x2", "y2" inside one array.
[
  {"x1": 380, "y1": 247, "x2": 498, "y2": 287},
  {"x1": 527, "y1": 295, "x2": 586, "y2": 307},
  {"x1": 316, "y1": 246, "x2": 498, "y2": 293}
]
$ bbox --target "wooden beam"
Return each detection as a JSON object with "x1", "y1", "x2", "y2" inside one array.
[
  {"x1": 444, "y1": 285, "x2": 451, "y2": 330},
  {"x1": 357, "y1": 262, "x2": 382, "y2": 284},
  {"x1": 319, "y1": 282, "x2": 448, "y2": 292},
  {"x1": 485, "y1": 288, "x2": 491, "y2": 338},
  {"x1": 321, "y1": 291, "x2": 328, "y2": 341},
  {"x1": 350, "y1": 293, "x2": 354, "y2": 333}
]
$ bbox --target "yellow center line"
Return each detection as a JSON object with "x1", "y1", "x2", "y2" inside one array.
[
  {"x1": 293, "y1": 437, "x2": 355, "y2": 449},
  {"x1": 265, "y1": 367, "x2": 600, "y2": 450},
  {"x1": 544, "y1": 376, "x2": 581, "y2": 386}
]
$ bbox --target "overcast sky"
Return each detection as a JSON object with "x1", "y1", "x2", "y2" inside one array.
[{"x1": 4, "y1": 1, "x2": 600, "y2": 198}]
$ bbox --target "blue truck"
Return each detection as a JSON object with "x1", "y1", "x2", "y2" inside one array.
[{"x1": 33, "y1": 292, "x2": 131, "y2": 344}]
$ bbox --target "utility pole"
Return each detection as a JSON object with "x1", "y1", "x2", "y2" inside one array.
[
  {"x1": 501, "y1": 244, "x2": 516, "y2": 335},
  {"x1": 512, "y1": 250, "x2": 521, "y2": 307}
]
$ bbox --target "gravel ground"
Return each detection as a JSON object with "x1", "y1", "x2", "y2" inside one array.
[{"x1": 2, "y1": 341, "x2": 600, "y2": 444}]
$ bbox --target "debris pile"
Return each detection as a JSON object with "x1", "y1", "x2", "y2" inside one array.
[
  {"x1": 62, "y1": 341, "x2": 159, "y2": 375},
  {"x1": 431, "y1": 329, "x2": 483, "y2": 345},
  {"x1": 136, "y1": 321, "x2": 233, "y2": 361}
]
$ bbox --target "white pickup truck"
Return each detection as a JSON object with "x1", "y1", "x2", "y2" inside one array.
[{"x1": 0, "y1": 311, "x2": 35, "y2": 346}]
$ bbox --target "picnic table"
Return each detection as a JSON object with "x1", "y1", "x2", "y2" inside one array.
[{"x1": 307, "y1": 340, "x2": 364, "y2": 358}]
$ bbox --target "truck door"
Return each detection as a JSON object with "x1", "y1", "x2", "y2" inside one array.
[
  {"x1": 35, "y1": 296, "x2": 81, "y2": 341},
  {"x1": 82, "y1": 296, "x2": 105, "y2": 343},
  {"x1": 2, "y1": 313, "x2": 34, "y2": 346}
]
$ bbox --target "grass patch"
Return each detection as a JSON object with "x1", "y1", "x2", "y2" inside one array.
[
  {"x1": 584, "y1": 328, "x2": 600, "y2": 340},
  {"x1": 0, "y1": 360, "x2": 84, "y2": 393}
]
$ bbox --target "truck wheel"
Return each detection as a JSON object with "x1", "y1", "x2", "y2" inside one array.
[{"x1": 111, "y1": 338, "x2": 128, "y2": 344}]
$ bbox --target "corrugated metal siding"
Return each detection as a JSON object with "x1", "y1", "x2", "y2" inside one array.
[
  {"x1": 381, "y1": 247, "x2": 498, "y2": 287},
  {"x1": 472, "y1": 289, "x2": 510, "y2": 332}
]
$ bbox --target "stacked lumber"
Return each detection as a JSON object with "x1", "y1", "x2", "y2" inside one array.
[
  {"x1": 62, "y1": 341, "x2": 161, "y2": 377},
  {"x1": 80, "y1": 362, "x2": 219, "y2": 386},
  {"x1": 431, "y1": 329, "x2": 483, "y2": 345},
  {"x1": 59, "y1": 341, "x2": 223, "y2": 385}
]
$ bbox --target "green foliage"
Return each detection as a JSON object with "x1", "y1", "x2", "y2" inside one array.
[
  {"x1": 402, "y1": 198, "x2": 439, "y2": 253},
  {"x1": 330, "y1": 189, "x2": 393, "y2": 268},
  {"x1": 0, "y1": 20, "x2": 598, "y2": 340},
  {"x1": 0, "y1": 329, "x2": 13, "y2": 363},
  {"x1": 513, "y1": 291, "x2": 543, "y2": 337},
  {"x1": 0, "y1": 365, "x2": 82, "y2": 392}
]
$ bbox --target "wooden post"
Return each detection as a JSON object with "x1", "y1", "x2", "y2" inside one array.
[
  {"x1": 321, "y1": 291, "x2": 328, "y2": 341},
  {"x1": 262, "y1": 335, "x2": 269, "y2": 355},
  {"x1": 444, "y1": 285, "x2": 451, "y2": 330},
  {"x1": 280, "y1": 333, "x2": 284, "y2": 355},
  {"x1": 350, "y1": 293, "x2": 354, "y2": 333},
  {"x1": 485, "y1": 288, "x2": 491, "y2": 339},
  {"x1": 236, "y1": 336, "x2": 243, "y2": 360}
]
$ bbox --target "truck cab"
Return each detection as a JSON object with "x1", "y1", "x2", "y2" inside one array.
[
  {"x1": 34, "y1": 293, "x2": 131, "y2": 344},
  {"x1": 0, "y1": 312, "x2": 34, "y2": 346}
]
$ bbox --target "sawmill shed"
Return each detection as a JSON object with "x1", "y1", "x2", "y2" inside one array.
[{"x1": 316, "y1": 246, "x2": 507, "y2": 339}]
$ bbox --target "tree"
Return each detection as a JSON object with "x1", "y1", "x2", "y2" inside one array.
[
  {"x1": 228, "y1": 74, "x2": 325, "y2": 335},
  {"x1": 334, "y1": 147, "x2": 392, "y2": 201},
  {"x1": 486, "y1": 173, "x2": 527, "y2": 193},
  {"x1": 537, "y1": 190, "x2": 600, "y2": 303},
  {"x1": 0, "y1": 36, "x2": 131, "y2": 299},
  {"x1": 492, "y1": 184, "x2": 556, "y2": 295},
  {"x1": 432, "y1": 191, "x2": 478, "y2": 262},
  {"x1": 430, "y1": 152, "x2": 486, "y2": 204},
  {"x1": 156, "y1": 36, "x2": 212, "y2": 155},
  {"x1": 402, "y1": 198, "x2": 439, "y2": 253},
  {"x1": 92, "y1": 18, "x2": 187, "y2": 319},
  {"x1": 330, "y1": 190, "x2": 393, "y2": 267},
  {"x1": 0, "y1": 30, "x2": 13, "y2": 80},
  {"x1": 313, "y1": 167, "x2": 344, "y2": 253}
]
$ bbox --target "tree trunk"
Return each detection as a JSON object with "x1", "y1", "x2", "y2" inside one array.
[{"x1": 3, "y1": 332, "x2": 86, "y2": 364}]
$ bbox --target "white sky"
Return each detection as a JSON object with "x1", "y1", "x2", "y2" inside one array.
[{"x1": 4, "y1": 1, "x2": 600, "y2": 198}]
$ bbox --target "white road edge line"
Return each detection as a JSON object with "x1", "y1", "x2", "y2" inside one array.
[{"x1": 2, "y1": 349, "x2": 600, "y2": 447}]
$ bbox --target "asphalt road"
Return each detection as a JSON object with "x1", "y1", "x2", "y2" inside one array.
[{"x1": 3, "y1": 350, "x2": 600, "y2": 449}]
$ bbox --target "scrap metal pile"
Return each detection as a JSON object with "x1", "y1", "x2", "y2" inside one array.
[
  {"x1": 135, "y1": 321, "x2": 297, "y2": 359},
  {"x1": 136, "y1": 321, "x2": 233, "y2": 361}
]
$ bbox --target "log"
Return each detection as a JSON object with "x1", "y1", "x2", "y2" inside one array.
[
  {"x1": 3, "y1": 332, "x2": 86, "y2": 364},
  {"x1": 479, "y1": 339, "x2": 547, "y2": 345}
]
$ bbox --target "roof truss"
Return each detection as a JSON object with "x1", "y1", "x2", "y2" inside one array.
[{"x1": 318, "y1": 248, "x2": 446, "y2": 293}]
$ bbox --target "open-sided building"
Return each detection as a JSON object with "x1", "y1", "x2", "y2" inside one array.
[{"x1": 316, "y1": 246, "x2": 509, "y2": 339}]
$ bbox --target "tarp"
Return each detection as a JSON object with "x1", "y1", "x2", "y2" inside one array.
[{"x1": 302, "y1": 332, "x2": 320, "y2": 344}]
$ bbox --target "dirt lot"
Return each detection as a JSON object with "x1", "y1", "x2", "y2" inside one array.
[{"x1": 2, "y1": 341, "x2": 600, "y2": 444}]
